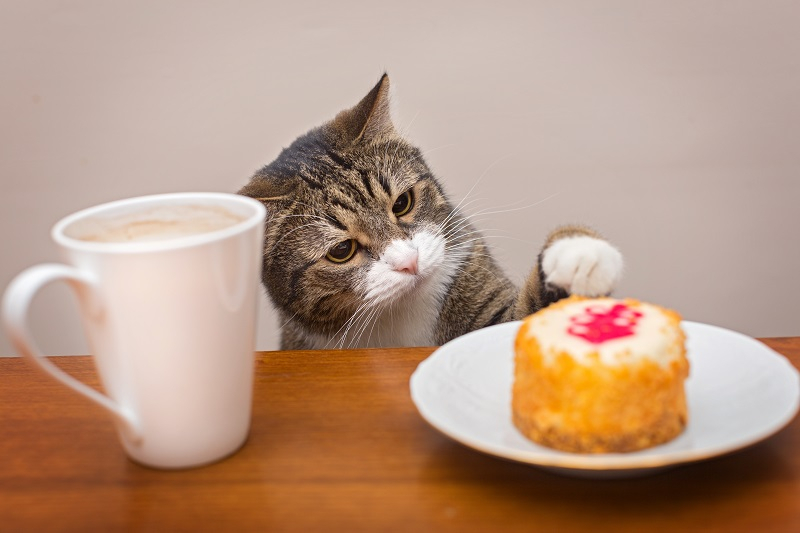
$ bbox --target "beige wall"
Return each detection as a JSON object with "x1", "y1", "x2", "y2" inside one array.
[{"x1": 1, "y1": 1, "x2": 798, "y2": 356}]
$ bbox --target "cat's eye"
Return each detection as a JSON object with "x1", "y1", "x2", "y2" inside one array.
[
  {"x1": 392, "y1": 190, "x2": 414, "y2": 217},
  {"x1": 326, "y1": 239, "x2": 358, "y2": 263}
]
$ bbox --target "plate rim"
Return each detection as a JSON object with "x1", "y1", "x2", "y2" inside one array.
[{"x1": 410, "y1": 320, "x2": 800, "y2": 472}]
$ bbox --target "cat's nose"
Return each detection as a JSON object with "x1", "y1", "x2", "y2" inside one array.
[{"x1": 394, "y1": 252, "x2": 419, "y2": 275}]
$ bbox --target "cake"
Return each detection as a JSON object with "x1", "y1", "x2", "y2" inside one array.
[{"x1": 512, "y1": 296, "x2": 689, "y2": 453}]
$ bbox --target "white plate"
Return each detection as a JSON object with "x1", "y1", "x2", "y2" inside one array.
[{"x1": 410, "y1": 321, "x2": 800, "y2": 478}]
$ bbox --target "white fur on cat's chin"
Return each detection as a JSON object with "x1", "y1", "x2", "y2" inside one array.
[{"x1": 542, "y1": 236, "x2": 623, "y2": 297}]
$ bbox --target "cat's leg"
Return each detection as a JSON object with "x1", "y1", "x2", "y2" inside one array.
[
  {"x1": 515, "y1": 225, "x2": 623, "y2": 317},
  {"x1": 540, "y1": 225, "x2": 624, "y2": 298}
]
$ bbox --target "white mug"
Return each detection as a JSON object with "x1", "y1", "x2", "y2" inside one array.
[{"x1": 2, "y1": 192, "x2": 266, "y2": 469}]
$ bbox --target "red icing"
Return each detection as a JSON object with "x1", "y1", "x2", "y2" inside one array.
[{"x1": 567, "y1": 303, "x2": 642, "y2": 344}]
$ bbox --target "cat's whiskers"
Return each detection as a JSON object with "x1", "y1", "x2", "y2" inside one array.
[
  {"x1": 441, "y1": 194, "x2": 552, "y2": 239},
  {"x1": 276, "y1": 310, "x2": 301, "y2": 335},
  {"x1": 436, "y1": 156, "x2": 558, "y2": 248},
  {"x1": 435, "y1": 216, "x2": 476, "y2": 249},
  {"x1": 446, "y1": 249, "x2": 501, "y2": 279},
  {"x1": 328, "y1": 297, "x2": 369, "y2": 348},
  {"x1": 354, "y1": 305, "x2": 382, "y2": 348},
  {"x1": 446, "y1": 235, "x2": 494, "y2": 249},
  {"x1": 439, "y1": 192, "x2": 561, "y2": 256},
  {"x1": 448, "y1": 261, "x2": 503, "y2": 289},
  {"x1": 330, "y1": 297, "x2": 380, "y2": 349},
  {"x1": 466, "y1": 192, "x2": 561, "y2": 220},
  {"x1": 443, "y1": 241, "x2": 507, "y2": 278},
  {"x1": 440, "y1": 221, "x2": 497, "y2": 250},
  {"x1": 438, "y1": 195, "x2": 527, "y2": 244},
  {"x1": 446, "y1": 227, "x2": 530, "y2": 248},
  {"x1": 349, "y1": 303, "x2": 381, "y2": 348},
  {"x1": 440, "y1": 154, "x2": 513, "y2": 233},
  {"x1": 439, "y1": 215, "x2": 477, "y2": 241},
  {"x1": 330, "y1": 311, "x2": 361, "y2": 349},
  {"x1": 345, "y1": 300, "x2": 385, "y2": 349},
  {"x1": 436, "y1": 197, "x2": 487, "y2": 235}
]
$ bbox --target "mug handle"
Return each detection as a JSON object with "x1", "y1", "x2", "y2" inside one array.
[{"x1": 2, "y1": 264, "x2": 141, "y2": 443}]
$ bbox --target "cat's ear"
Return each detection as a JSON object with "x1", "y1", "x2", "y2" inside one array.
[
  {"x1": 238, "y1": 173, "x2": 297, "y2": 214},
  {"x1": 329, "y1": 73, "x2": 395, "y2": 146}
]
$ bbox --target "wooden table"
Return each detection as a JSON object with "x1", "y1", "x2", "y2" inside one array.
[{"x1": 1, "y1": 338, "x2": 799, "y2": 532}]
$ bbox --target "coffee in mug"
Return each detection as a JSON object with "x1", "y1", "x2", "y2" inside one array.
[{"x1": 74, "y1": 204, "x2": 247, "y2": 243}]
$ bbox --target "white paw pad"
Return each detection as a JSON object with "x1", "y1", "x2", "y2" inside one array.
[{"x1": 541, "y1": 236, "x2": 623, "y2": 297}]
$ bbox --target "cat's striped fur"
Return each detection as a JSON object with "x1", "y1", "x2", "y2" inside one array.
[{"x1": 239, "y1": 74, "x2": 622, "y2": 349}]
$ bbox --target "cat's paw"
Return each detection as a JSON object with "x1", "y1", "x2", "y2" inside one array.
[{"x1": 541, "y1": 236, "x2": 623, "y2": 297}]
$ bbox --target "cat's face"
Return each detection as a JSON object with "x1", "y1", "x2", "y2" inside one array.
[{"x1": 239, "y1": 75, "x2": 471, "y2": 346}]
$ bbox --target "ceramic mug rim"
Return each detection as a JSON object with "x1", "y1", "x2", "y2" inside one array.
[{"x1": 52, "y1": 192, "x2": 266, "y2": 254}]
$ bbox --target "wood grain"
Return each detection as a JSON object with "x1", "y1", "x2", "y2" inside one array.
[{"x1": 1, "y1": 338, "x2": 798, "y2": 532}]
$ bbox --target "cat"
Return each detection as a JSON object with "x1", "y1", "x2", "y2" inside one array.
[{"x1": 238, "y1": 74, "x2": 624, "y2": 350}]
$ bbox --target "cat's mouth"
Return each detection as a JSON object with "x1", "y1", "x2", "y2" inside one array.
[
  {"x1": 360, "y1": 231, "x2": 447, "y2": 307},
  {"x1": 362, "y1": 266, "x2": 430, "y2": 307}
]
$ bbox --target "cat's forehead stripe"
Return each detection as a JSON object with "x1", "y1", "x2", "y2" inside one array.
[
  {"x1": 324, "y1": 148, "x2": 353, "y2": 172},
  {"x1": 359, "y1": 170, "x2": 376, "y2": 199},
  {"x1": 377, "y1": 173, "x2": 393, "y2": 197},
  {"x1": 297, "y1": 170, "x2": 325, "y2": 191},
  {"x1": 337, "y1": 175, "x2": 372, "y2": 205},
  {"x1": 325, "y1": 210, "x2": 347, "y2": 231}
]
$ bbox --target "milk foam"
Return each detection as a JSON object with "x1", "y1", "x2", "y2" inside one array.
[{"x1": 77, "y1": 204, "x2": 246, "y2": 243}]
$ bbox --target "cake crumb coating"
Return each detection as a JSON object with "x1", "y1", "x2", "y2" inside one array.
[{"x1": 512, "y1": 296, "x2": 689, "y2": 454}]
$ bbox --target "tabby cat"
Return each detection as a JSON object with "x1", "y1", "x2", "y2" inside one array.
[{"x1": 239, "y1": 74, "x2": 623, "y2": 350}]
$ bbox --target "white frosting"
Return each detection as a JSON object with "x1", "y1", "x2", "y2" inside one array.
[{"x1": 524, "y1": 298, "x2": 683, "y2": 367}]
